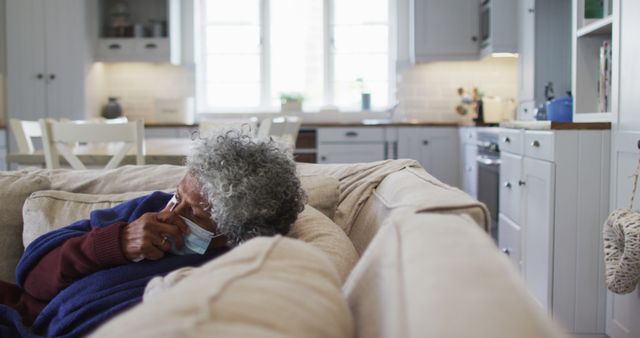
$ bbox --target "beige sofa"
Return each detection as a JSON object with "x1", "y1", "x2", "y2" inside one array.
[{"x1": 0, "y1": 160, "x2": 564, "y2": 337}]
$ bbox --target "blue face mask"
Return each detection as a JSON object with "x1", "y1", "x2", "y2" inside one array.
[{"x1": 169, "y1": 216, "x2": 223, "y2": 255}]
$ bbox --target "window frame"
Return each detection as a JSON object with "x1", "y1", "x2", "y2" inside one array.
[{"x1": 195, "y1": 0, "x2": 397, "y2": 114}]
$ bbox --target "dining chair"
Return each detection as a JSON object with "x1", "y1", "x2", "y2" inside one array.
[
  {"x1": 39, "y1": 119, "x2": 145, "y2": 170},
  {"x1": 9, "y1": 118, "x2": 42, "y2": 154},
  {"x1": 282, "y1": 116, "x2": 302, "y2": 148},
  {"x1": 256, "y1": 116, "x2": 287, "y2": 140}
]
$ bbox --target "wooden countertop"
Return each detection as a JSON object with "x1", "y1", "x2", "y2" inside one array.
[{"x1": 500, "y1": 121, "x2": 611, "y2": 130}]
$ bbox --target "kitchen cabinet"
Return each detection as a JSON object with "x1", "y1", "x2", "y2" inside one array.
[
  {"x1": 317, "y1": 128, "x2": 387, "y2": 164},
  {"x1": 95, "y1": 0, "x2": 184, "y2": 63},
  {"x1": 144, "y1": 126, "x2": 195, "y2": 139},
  {"x1": 6, "y1": 0, "x2": 94, "y2": 150},
  {"x1": 410, "y1": 0, "x2": 479, "y2": 62},
  {"x1": 397, "y1": 127, "x2": 460, "y2": 188},
  {"x1": 498, "y1": 128, "x2": 610, "y2": 337},
  {"x1": 459, "y1": 127, "x2": 477, "y2": 198},
  {"x1": 517, "y1": 0, "x2": 572, "y2": 119},
  {"x1": 479, "y1": 0, "x2": 518, "y2": 58},
  {"x1": 607, "y1": 1, "x2": 640, "y2": 336}
]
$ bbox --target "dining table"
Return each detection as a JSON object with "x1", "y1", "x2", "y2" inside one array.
[{"x1": 6, "y1": 138, "x2": 195, "y2": 167}]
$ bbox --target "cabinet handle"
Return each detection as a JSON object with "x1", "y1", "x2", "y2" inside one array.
[
  {"x1": 503, "y1": 137, "x2": 511, "y2": 143},
  {"x1": 467, "y1": 167, "x2": 472, "y2": 172},
  {"x1": 145, "y1": 43, "x2": 158, "y2": 49},
  {"x1": 36, "y1": 73, "x2": 44, "y2": 80},
  {"x1": 423, "y1": 140, "x2": 429, "y2": 146},
  {"x1": 636, "y1": 139, "x2": 640, "y2": 150},
  {"x1": 471, "y1": 36, "x2": 478, "y2": 42},
  {"x1": 108, "y1": 44, "x2": 121, "y2": 50},
  {"x1": 345, "y1": 131, "x2": 358, "y2": 137},
  {"x1": 531, "y1": 140, "x2": 541, "y2": 148},
  {"x1": 504, "y1": 182, "x2": 512, "y2": 189},
  {"x1": 502, "y1": 248, "x2": 511, "y2": 256},
  {"x1": 49, "y1": 74, "x2": 55, "y2": 80},
  {"x1": 518, "y1": 180, "x2": 526, "y2": 186},
  {"x1": 528, "y1": 8, "x2": 535, "y2": 13},
  {"x1": 320, "y1": 156, "x2": 327, "y2": 162}
]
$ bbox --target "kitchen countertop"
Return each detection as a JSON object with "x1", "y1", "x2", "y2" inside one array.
[
  {"x1": 145, "y1": 120, "x2": 462, "y2": 128},
  {"x1": 500, "y1": 120, "x2": 611, "y2": 130}
]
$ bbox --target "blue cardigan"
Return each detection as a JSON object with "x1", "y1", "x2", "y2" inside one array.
[{"x1": 1, "y1": 192, "x2": 227, "y2": 338}]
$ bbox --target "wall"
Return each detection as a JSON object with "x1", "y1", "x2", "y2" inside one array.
[
  {"x1": 99, "y1": 63, "x2": 195, "y2": 121},
  {"x1": 396, "y1": 57, "x2": 518, "y2": 122},
  {"x1": 0, "y1": 0, "x2": 6, "y2": 126}
]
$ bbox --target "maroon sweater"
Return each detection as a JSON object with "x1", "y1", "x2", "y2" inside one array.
[{"x1": 0, "y1": 222, "x2": 128, "y2": 325}]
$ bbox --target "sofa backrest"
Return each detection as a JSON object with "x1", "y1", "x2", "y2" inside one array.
[{"x1": 343, "y1": 210, "x2": 565, "y2": 338}]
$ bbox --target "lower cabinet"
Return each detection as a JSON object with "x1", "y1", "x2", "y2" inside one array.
[
  {"x1": 397, "y1": 127, "x2": 460, "y2": 188},
  {"x1": 499, "y1": 128, "x2": 610, "y2": 337},
  {"x1": 317, "y1": 127, "x2": 387, "y2": 164},
  {"x1": 607, "y1": 131, "x2": 640, "y2": 338}
]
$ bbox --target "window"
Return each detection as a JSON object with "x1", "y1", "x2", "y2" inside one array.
[{"x1": 198, "y1": 0, "x2": 394, "y2": 112}]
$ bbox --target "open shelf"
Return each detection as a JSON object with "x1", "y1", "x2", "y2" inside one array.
[{"x1": 577, "y1": 15, "x2": 613, "y2": 37}]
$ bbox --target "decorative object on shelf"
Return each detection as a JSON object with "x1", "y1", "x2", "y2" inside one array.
[
  {"x1": 280, "y1": 93, "x2": 304, "y2": 113},
  {"x1": 109, "y1": 2, "x2": 132, "y2": 37},
  {"x1": 356, "y1": 78, "x2": 371, "y2": 111},
  {"x1": 102, "y1": 97, "x2": 123, "y2": 119},
  {"x1": 598, "y1": 40, "x2": 612, "y2": 113},
  {"x1": 604, "y1": 157, "x2": 640, "y2": 294}
]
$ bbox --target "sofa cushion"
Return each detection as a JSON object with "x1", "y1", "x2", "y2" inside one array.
[
  {"x1": 22, "y1": 189, "x2": 340, "y2": 254},
  {"x1": 90, "y1": 236, "x2": 354, "y2": 338},
  {"x1": 44, "y1": 165, "x2": 340, "y2": 220},
  {"x1": 22, "y1": 190, "x2": 156, "y2": 248},
  {"x1": 0, "y1": 172, "x2": 50, "y2": 282},
  {"x1": 288, "y1": 205, "x2": 358, "y2": 282}
]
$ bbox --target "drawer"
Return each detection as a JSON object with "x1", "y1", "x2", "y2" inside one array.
[
  {"x1": 524, "y1": 131, "x2": 554, "y2": 161},
  {"x1": 135, "y1": 38, "x2": 170, "y2": 60},
  {"x1": 96, "y1": 39, "x2": 135, "y2": 60},
  {"x1": 499, "y1": 152, "x2": 523, "y2": 224},
  {"x1": 499, "y1": 129, "x2": 524, "y2": 155},
  {"x1": 317, "y1": 143, "x2": 385, "y2": 163},
  {"x1": 498, "y1": 214, "x2": 522, "y2": 272},
  {"x1": 459, "y1": 127, "x2": 477, "y2": 145},
  {"x1": 318, "y1": 127, "x2": 385, "y2": 143}
]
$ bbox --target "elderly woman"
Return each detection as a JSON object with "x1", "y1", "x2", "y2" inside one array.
[{"x1": 0, "y1": 131, "x2": 306, "y2": 337}]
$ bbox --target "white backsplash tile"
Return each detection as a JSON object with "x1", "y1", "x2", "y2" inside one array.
[
  {"x1": 99, "y1": 63, "x2": 195, "y2": 120},
  {"x1": 95, "y1": 56, "x2": 516, "y2": 123},
  {"x1": 396, "y1": 57, "x2": 518, "y2": 122}
]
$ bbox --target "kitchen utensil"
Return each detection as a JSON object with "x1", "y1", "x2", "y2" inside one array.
[{"x1": 546, "y1": 96, "x2": 572, "y2": 122}]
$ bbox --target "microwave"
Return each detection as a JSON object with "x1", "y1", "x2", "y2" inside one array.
[{"x1": 480, "y1": 0, "x2": 490, "y2": 48}]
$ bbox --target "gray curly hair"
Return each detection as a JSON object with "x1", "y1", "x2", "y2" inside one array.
[{"x1": 186, "y1": 129, "x2": 306, "y2": 246}]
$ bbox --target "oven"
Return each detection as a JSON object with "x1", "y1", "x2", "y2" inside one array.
[{"x1": 476, "y1": 129, "x2": 500, "y2": 242}]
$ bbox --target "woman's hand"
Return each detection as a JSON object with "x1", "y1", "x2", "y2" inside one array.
[{"x1": 121, "y1": 211, "x2": 189, "y2": 262}]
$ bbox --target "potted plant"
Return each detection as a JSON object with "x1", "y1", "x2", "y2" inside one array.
[{"x1": 280, "y1": 92, "x2": 304, "y2": 113}]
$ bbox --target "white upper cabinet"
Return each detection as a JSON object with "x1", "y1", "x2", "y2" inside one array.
[
  {"x1": 6, "y1": 0, "x2": 92, "y2": 126},
  {"x1": 479, "y1": 0, "x2": 518, "y2": 58},
  {"x1": 95, "y1": 0, "x2": 183, "y2": 64},
  {"x1": 517, "y1": 0, "x2": 572, "y2": 119},
  {"x1": 410, "y1": 0, "x2": 479, "y2": 62}
]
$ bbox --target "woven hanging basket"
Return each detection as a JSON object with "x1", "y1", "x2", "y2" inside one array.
[{"x1": 604, "y1": 208, "x2": 640, "y2": 294}]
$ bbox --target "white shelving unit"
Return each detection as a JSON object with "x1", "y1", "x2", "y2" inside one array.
[{"x1": 572, "y1": 0, "x2": 619, "y2": 123}]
